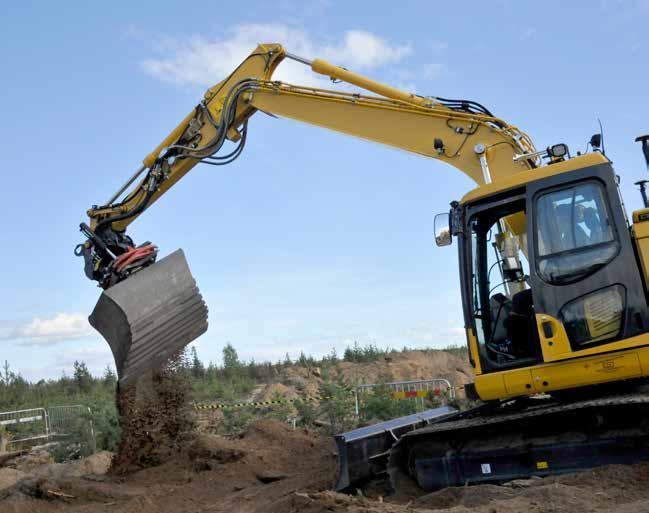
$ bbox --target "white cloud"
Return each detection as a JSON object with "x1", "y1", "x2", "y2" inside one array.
[
  {"x1": 321, "y1": 30, "x2": 411, "y2": 69},
  {"x1": 17, "y1": 343, "x2": 115, "y2": 381},
  {"x1": 141, "y1": 24, "x2": 411, "y2": 88},
  {"x1": 53, "y1": 343, "x2": 113, "y2": 370},
  {"x1": 1, "y1": 313, "x2": 94, "y2": 345}
]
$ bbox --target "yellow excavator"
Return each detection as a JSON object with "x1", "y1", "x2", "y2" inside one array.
[{"x1": 77, "y1": 43, "x2": 649, "y2": 490}]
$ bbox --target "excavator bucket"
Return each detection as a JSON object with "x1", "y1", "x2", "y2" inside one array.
[{"x1": 88, "y1": 249, "x2": 208, "y2": 385}]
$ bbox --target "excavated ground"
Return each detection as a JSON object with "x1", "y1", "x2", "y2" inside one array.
[
  {"x1": 4, "y1": 419, "x2": 649, "y2": 513},
  {"x1": 4, "y1": 351, "x2": 649, "y2": 512}
]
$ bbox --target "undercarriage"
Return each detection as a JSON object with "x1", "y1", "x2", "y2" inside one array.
[{"x1": 336, "y1": 391, "x2": 649, "y2": 493}]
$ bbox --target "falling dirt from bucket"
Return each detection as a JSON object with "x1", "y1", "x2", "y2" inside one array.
[{"x1": 111, "y1": 354, "x2": 196, "y2": 474}]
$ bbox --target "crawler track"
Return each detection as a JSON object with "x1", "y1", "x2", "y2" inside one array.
[{"x1": 388, "y1": 393, "x2": 649, "y2": 491}]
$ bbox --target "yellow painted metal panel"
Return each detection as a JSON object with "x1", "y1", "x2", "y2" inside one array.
[
  {"x1": 530, "y1": 352, "x2": 642, "y2": 391},
  {"x1": 467, "y1": 328, "x2": 482, "y2": 375},
  {"x1": 249, "y1": 86, "x2": 533, "y2": 187},
  {"x1": 475, "y1": 374, "x2": 507, "y2": 401},
  {"x1": 534, "y1": 313, "x2": 649, "y2": 363},
  {"x1": 503, "y1": 369, "x2": 534, "y2": 396},
  {"x1": 460, "y1": 153, "x2": 609, "y2": 204},
  {"x1": 633, "y1": 209, "x2": 649, "y2": 224},
  {"x1": 633, "y1": 220, "x2": 649, "y2": 238},
  {"x1": 536, "y1": 314, "x2": 572, "y2": 361},
  {"x1": 637, "y1": 347, "x2": 649, "y2": 375},
  {"x1": 475, "y1": 345, "x2": 649, "y2": 400}
]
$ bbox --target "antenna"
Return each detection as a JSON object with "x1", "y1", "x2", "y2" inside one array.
[{"x1": 597, "y1": 118, "x2": 605, "y2": 155}]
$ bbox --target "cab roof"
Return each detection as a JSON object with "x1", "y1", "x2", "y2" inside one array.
[{"x1": 460, "y1": 152, "x2": 610, "y2": 205}]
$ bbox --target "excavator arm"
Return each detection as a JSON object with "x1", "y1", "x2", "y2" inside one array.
[
  {"x1": 84, "y1": 43, "x2": 536, "y2": 253},
  {"x1": 78, "y1": 43, "x2": 537, "y2": 383}
]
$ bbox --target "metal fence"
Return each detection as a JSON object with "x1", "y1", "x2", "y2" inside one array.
[
  {"x1": 0, "y1": 408, "x2": 50, "y2": 446},
  {"x1": 353, "y1": 378, "x2": 455, "y2": 416},
  {"x1": 48, "y1": 405, "x2": 96, "y2": 452},
  {"x1": 0, "y1": 405, "x2": 95, "y2": 451}
]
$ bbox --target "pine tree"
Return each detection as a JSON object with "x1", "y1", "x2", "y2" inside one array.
[
  {"x1": 73, "y1": 361, "x2": 93, "y2": 394},
  {"x1": 222, "y1": 343, "x2": 241, "y2": 379},
  {"x1": 2, "y1": 361, "x2": 13, "y2": 386},
  {"x1": 190, "y1": 346, "x2": 205, "y2": 379},
  {"x1": 102, "y1": 366, "x2": 117, "y2": 389}
]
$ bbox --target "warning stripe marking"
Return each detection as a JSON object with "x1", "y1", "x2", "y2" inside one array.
[
  {"x1": 196, "y1": 387, "x2": 446, "y2": 410},
  {"x1": 194, "y1": 396, "x2": 322, "y2": 411}
]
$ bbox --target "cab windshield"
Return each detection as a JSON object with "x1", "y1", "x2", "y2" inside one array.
[{"x1": 535, "y1": 182, "x2": 618, "y2": 285}]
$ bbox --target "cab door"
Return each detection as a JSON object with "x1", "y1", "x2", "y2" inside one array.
[{"x1": 527, "y1": 162, "x2": 649, "y2": 355}]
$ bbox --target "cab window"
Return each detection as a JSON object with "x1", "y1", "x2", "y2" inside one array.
[{"x1": 535, "y1": 182, "x2": 618, "y2": 285}]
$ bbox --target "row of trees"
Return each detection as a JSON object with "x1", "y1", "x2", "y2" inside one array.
[
  {"x1": 0, "y1": 342, "x2": 466, "y2": 450},
  {"x1": 0, "y1": 341, "x2": 392, "y2": 410},
  {"x1": 1, "y1": 341, "x2": 467, "y2": 411}
]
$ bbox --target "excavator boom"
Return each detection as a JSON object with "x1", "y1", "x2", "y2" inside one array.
[{"x1": 79, "y1": 43, "x2": 536, "y2": 383}]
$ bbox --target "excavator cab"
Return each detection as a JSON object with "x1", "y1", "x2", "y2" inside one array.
[{"x1": 449, "y1": 155, "x2": 649, "y2": 399}]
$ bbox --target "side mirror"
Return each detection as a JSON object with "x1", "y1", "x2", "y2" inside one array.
[{"x1": 434, "y1": 212, "x2": 452, "y2": 247}]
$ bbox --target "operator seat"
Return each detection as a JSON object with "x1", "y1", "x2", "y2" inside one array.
[{"x1": 505, "y1": 288, "x2": 541, "y2": 358}]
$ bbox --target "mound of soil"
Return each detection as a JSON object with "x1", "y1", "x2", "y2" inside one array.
[
  {"x1": 277, "y1": 350, "x2": 473, "y2": 401},
  {"x1": 333, "y1": 350, "x2": 473, "y2": 387},
  {"x1": 5, "y1": 418, "x2": 649, "y2": 513},
  {"x1": 0, "y1": 418, "x2": 336, "y2": 513}
]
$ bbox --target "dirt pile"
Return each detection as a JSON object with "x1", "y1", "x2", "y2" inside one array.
[
  {"x1": 274, "y1": 350, "x2": 473, "y2": 401},
  {"x1": 5, "y1": 418, "x2": 649, "y2": 513},
  {"x1": 333, "y1": 350, "x2": 473, "y2": 386},
  {"x1": 0, "y1": 468, "x2": 28, "y2": 491},
  {"x1": 0, "y1": 418, "x2": 336, "y2": 513}
]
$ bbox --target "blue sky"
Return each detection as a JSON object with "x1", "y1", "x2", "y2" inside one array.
[{"x1": 1, "y1": 1, "x2": 647, "y2": 380}]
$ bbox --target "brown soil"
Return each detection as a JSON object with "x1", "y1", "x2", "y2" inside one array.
[
  {"x1": 4, "y1": 350, "x2": 648, "y2": 512},
  {"x1": 275, "y1": 350, "x2": 474, "y2": 401},
  {"x1": 0, "y1": 418, "x2": 337, "y2": 513},
  {"x1": 111, "y1": 360, "x2": 196, "y2": 474},
  {"x1": 4, "y1": 419, "x2": 649, "y2": 513}
]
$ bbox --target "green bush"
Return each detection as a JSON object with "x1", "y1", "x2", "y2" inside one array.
[
  {"x1": 318, "y1": 378, "x2": 356, "y2": 434},
  {"x1": 220, "y1": 408, "x2": 255, "y2": 436},
  {"x1": 294, "y1": 398, "x2": 318, "y2": 427},
  {"x1": 263, "y1": 391, "x2": 294, "y2": 422},
  {"x1": 358, "y1": 382, "x2": 419, "y2": 424}
]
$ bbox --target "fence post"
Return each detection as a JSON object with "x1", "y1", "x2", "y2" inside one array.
[{"x1": 353, "y1": 390, "x2": 360, "y2": 417}]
